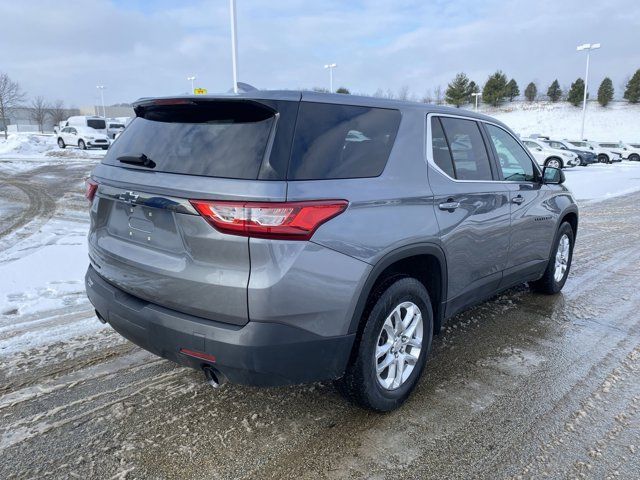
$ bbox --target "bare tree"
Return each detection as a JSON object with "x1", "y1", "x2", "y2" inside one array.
[
  {"x1": 30, "y1": 96, "x2": 50, "y2": 133},
  {"x1": 0, "y1": 72, "x2": 27, "y2": 138},
  {"x1": 397, "y1": 85, "x2": 410, "y2": 101},
  {"x1": 372, "y1": 88, "x2": 385, "y2": 98},
  {"x1": 48, "y1": 99, "x2": 67, "y2": 126},
  {"x1": 385, "y1": 88, "x2": 395, "y2": 99},
  {"x1": 434, "y1": 85, "x2": 444, "y2": 105}
]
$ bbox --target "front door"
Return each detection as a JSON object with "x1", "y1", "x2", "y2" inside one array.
[
  {"x1": 483, "y1": 123, "x2": 556, "y2": 283},
  {"x1": 427, "y1": 115, "x2": 511, "y2": 317}
]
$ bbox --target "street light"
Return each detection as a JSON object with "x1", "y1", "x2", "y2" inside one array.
[
  {"x1": 229, "y1": 0, "x2": 239, "y2": 93},
  {"x1": 471, "y1": 92, "x2": 482, "y2": 112},
  {"x1": 324, "y1": 63, "x2": 337, "y2": 93},
  {"x1": 576, "y1": 42, "x2": 601, "y2": 139},
  {"x1": 187, "y1": 76, "x2": 196, "y2": 93},
  {"x1": 96, "y1": 85, "x2": 106, "y2": 118}
]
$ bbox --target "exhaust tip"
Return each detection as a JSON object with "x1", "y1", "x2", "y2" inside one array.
[
  {"x1": 203, "y1": 366, "x2": 226, "y2": 389},
  {"x1": 95, "y1": 310, "x2": 107, "y2": 324}
]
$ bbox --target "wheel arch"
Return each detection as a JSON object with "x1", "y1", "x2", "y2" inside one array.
[
  {"x1": 348, "y1": 243, "x2": 447, "y2": 336},
  {"x1": 560, "y1": 208, "x2": 579, "y2": 237}
]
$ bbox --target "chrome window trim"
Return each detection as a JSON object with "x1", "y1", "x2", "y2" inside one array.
[{"x1": 425, "y1": 112, "x2": 542, "y2": 184}]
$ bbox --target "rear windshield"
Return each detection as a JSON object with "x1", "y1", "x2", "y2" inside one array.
[
  {"x1": 87, "y1": 119, "x2": 106, "y2": 129},
  {"x1": 103, "y1": 101, "x2": 275, "y2": 179},
  {"x1": 288, "y1": 102, "x2": 401, "y2": 180}
]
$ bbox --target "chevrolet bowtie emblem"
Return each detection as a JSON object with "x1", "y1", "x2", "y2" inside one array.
[{"x1": 119, "y1": 191, "x2": 140, "y2": 204}]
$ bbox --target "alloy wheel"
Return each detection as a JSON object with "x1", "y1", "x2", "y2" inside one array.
[
  {"x1": 374, "y1": 301, "x2": 423, "y2": 390},
  {"x1": 554, "y1": 234, "x2": 570, "y2": 282}
]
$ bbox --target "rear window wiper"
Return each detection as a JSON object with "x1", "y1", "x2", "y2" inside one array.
[{"x1": 117, "y1": 153, "x2": 156, "y2": 169}]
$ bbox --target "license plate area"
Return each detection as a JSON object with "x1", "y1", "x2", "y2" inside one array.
[{"x1": 106, "y1": 200, "x2": 184, "y2": 251}]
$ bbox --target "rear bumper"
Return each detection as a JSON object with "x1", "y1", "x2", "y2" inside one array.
[{"x1": 85, "y1": 265, "x2": 355, "y2": 386}]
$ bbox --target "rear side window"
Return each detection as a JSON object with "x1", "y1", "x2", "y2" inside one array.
[
  {"x1": 288, "y1": 102, "x2": 401, "y2": 180},
  {"x1": 436, "y1": 117, "x2": 493, "y2": 181},
  {"x1": 103, "y1": 101, "x2": 275, "y2": 179}
]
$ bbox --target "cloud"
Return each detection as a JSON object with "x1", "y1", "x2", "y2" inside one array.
[{"x1": 1, "y1": 0, "x2": 639, "y2": 105}]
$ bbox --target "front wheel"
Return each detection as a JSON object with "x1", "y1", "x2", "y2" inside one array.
[
  {"x1": 598, "y1": 154, "x2": 609, "y2": 164},
  {"x1": 78, "y1": 140, "x2": 87, "y2": 150},
  {"x1": 57, "y1": 138, "x2": 65, "y2": 149},
  {"x1": 545, "y1": 157, "x2": 563, "y2": 169},
  {"x1": 530, "y1": 222, "x2": 574, "y2": 294},
  {"x1": 335, "y1": 277, "x2": 433, "y2": 411},
  {"x1": 629, "y1": 154, "x2": 640, "y2": 162}
]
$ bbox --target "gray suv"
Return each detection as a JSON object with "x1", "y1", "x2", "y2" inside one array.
[{"x1": 85, "y1": 91, "x2": 578, "y2": 411}]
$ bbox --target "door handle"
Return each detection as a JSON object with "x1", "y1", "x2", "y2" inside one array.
[
  {"x1": 438, "y1": 201, "x2": 460, "y2": 211},
  {"x1": 512, "y1": 195, "x2": 525, "y2": 204}
]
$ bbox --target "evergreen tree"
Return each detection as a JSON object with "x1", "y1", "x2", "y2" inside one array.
[
  {"x1": 597, "y1": 78, "x2": 614, "y2": 107},
  {"x1": 524, "y1": 82, "x2": 537, "y2": 102},
  {"x1": 482, "y1": 71, "x2": 508, "y2": 107},
  {"x1": 624, "y1": 69, "x2": 640, "y2": 103},
  {"x1": 466, "y1": 80, "x2": 480, "y2": 103},
  {"x1": 445, "y1": 72, "x2": 471, "y2": 107},
  {"x1": 567, "y1": 78, "x2": 585, "y2": 106},
  {"x1": 506, "y1": 79, "x2": 520, "y2": 101},
  {"x1": 335, "y1": 87, "x2": 350, "y2": 94},
  {"x1": 547, "y1": 79, "x2": 562, "y2": 102}
]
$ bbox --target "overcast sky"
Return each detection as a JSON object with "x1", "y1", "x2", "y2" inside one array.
[{"x1": 2, "y1": 0, "x2": 639, "y2": 106}]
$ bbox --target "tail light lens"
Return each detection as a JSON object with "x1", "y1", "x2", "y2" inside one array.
[
  {"x1": 85, "y1": 178, "x2": 98, "y2": 204},
  {"x1": 190, "y1": 199, "x2": 348, "y2": 240}
]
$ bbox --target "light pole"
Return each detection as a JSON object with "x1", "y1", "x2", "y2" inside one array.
[
  {"x1": 229, "y1": 0, "x2": 239, "y2": 93},
  {"x1": 187, "y1": 76, "x2": 196, "y2": 93},
  {"x1": 577, "y1": 42, "x2": 601, "y2": 139},
  {"x1": 471, "y1": 92, "x2": 481, "y2": 112},
  {"x1": 324, "y1": 63, "x2": 337, "y2": 93},
  {"x1": 96, "y1": 85, "x2": 105, "y2": 118}
]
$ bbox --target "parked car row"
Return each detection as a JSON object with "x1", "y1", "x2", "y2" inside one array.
[
  {"x1": 55, "y1": 115, "x2": 133, "y2": 150},
  {"x1": 521, "y1": 135, "x2": 639, "y2": 168}
]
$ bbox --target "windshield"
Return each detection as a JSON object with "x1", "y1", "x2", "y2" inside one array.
[{"x1": 87, "y1": 119, "x2": 106, "y2": 129}]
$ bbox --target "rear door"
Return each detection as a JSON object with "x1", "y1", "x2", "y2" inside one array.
[
  {"x1": 88, "y1": 98, "x2": 298, "y2": 326},
  {"x1": 483, "y1": 123, "x2": 556, "y2": 282},
  {"x1": 427, "y1": 114, "x2": 511, "y2": 316}
]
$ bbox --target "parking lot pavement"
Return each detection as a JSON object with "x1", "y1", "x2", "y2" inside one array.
[{"x1": 1, "y1": 160, "x2": 639, "y2": 479}]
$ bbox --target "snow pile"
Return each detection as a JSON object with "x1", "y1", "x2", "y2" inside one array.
[
  {"x1": 0, "y1": 133, "x2": 56, "y2": 158},
  {"x1": 481, "y1": 102, "x2": 640, "y2": 143},
  {"x1": 563, "y1": 161, "x2": 640, "y2": 203}
]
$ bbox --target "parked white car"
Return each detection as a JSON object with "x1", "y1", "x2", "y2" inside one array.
[
  {"x1": 597, "y1": 142, "x2": 640, "y2": 162},
  {"x1": 566, "y1": 140, "x2": 622, "y2": 163},
  {"x1": 521, "y1": 138, "x2": 579, "y2": 169},
  {"x1": 106, "y1": 120, "x2": 126, "y2": 139},
  {"x1": 57, "y1": 126, "x2": 110, "y2": 150}
]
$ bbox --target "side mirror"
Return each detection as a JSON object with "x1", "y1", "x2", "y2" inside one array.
[
  {"x1": 542, "y1": 166, "x2": 565, "y2": 185},
  {"x1": 536, "y1": 147, "x2": 543, "y2": 151}
]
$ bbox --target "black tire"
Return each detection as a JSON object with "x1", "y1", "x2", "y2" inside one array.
[
  {"x1": 57, "y1": 138, "x2": 65, "y2": 149},
  {"x1": 102, "y1": 146, "x2": 108, "y2": 150},
  {"x1": 335, "y1": 277, "x2": 433, "y2": 412},
  {"x1": 530, "y1": 222, "x2": 574, "y2": 295},
  {"x1": 78, "y1": 140, "x2": 87, "y2": 150},
  {"x1": 629, "y1": 153, "x2": 640, "y2": 162},
  {"x1": 545, "y1": 157, "x2": 563, "y2": 169},
  {"x1": 598, "y1": 154, "x2": 609, "y2": 164}
]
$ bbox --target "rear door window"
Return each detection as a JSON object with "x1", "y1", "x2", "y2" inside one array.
[
  {"x1": 438, "y1": 117, "x2": 493, "y2": 181},
  {"x1": 430, "y1": 117, "x2": 456, "y2": 178},
  {"x1": 102, "y1": 101, "x2": 276, "y2": 179},
  {"x1": 288, "y1": 102, "x2": 401, "y2": 180}
]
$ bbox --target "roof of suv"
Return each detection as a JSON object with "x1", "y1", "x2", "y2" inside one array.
[{"x1": 132, "y1": 90, "x2": 507, "y2": 128}]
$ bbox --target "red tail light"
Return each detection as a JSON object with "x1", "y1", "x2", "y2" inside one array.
[
  {"x1": 189, "y1": 199, "x2": 348, "y2": 240},
  {"x1": 85, "y1": 178, "x2": 98, "y2": 204}
]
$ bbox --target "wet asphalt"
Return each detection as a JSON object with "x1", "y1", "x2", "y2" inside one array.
[{"x1": 0, "y1": 160, "x2": 639, "y2": 479}]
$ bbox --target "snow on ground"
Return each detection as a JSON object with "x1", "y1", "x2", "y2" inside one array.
[
  {"x1": 0, "y1": 133, "x2": 105, "y2": 162},
  {"x1": 563, "y1": 161, "x2": 640, "y2": 202},
  {"x1": 0, "y1": 215, "x2": 90, "y2": 317},
  {"x1": 483, "y1": 101, "x2": 640, "y2": 142}
]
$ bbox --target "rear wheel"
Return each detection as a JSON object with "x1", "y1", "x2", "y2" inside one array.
[
  {"x1": 598, "y1": 153, "x2": 609, "y2": 163},
  {"x1": 629, "y1": 153, "x2": 640, "y2": 162},
  {"x1": 545, "y1": 157, "x2": 563, "y2": 169},
  {"x1": 57, "y1": 138, "x2": 65, "y2": 149},
  {"x1": 530, "y1": 222, "x2": 574, "y2": 294},
  {"x1": 78, "y1": 139, "x2": 86, "y2": 150},
  {"x1": 336, "y1": 277, "x2": 433, "y2": 411}
]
